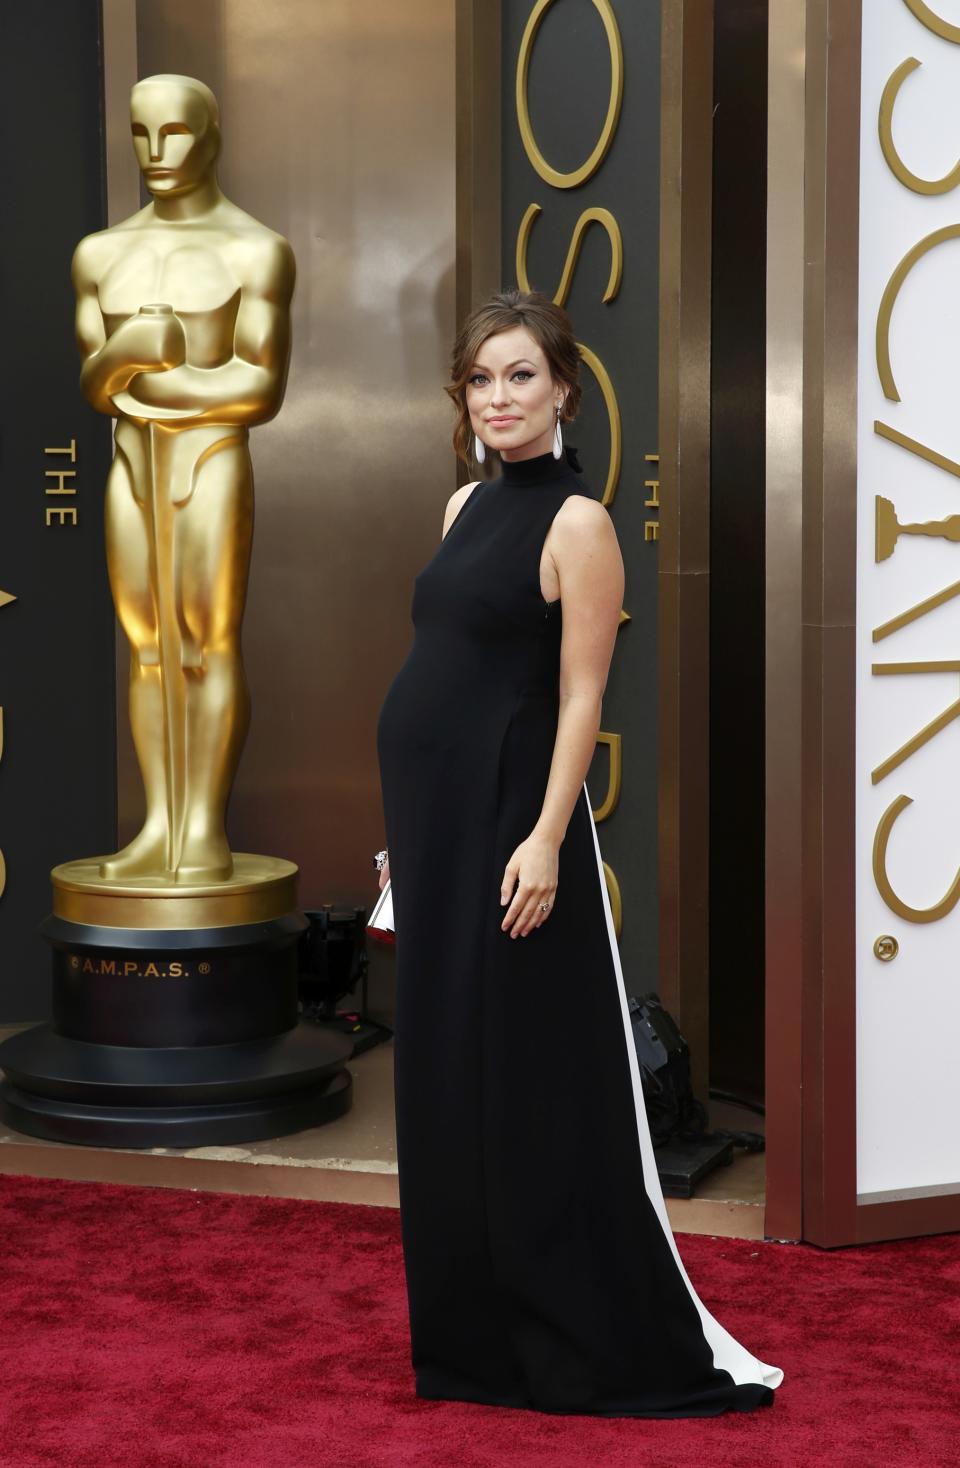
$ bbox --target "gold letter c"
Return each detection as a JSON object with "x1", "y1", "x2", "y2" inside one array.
[{"x1": 876, "y1": 223, "x2": 960, "y2": 401}]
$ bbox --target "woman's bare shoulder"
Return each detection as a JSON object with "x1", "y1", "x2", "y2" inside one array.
[
  {"x1": 550, "y1": 492, "x2": 618, "y2": 548},
  {"x1": 442, "y1": 480, "x2": 481, "y2": 537},
  {"x1": 555, "y1": 491, "x2": 610, "y2": 525},
  {"x1": 549, "y1": 493, "x2": 623, "y2": 590}
]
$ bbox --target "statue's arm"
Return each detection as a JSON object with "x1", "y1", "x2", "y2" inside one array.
[
  {"x1": 125, "y1": 236, "x2": 296, "y2": 425},
  {"x1": 73, "y1": 240, "x2": 116, "y2": 416},
  {"x1": 72, "y1": 237, "x2": 183, "y2": 416}
]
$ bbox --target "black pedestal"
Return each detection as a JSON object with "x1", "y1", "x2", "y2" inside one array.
[{"x1": 0, "y1": 912, "x2": 354, "y2": 1148}]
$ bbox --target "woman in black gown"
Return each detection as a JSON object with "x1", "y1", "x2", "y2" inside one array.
[{"x1": 376, "y1": 290, "x2": 783, "y2": 1417}]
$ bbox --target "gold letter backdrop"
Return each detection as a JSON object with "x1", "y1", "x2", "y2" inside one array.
[
  {"x1": 869, "y1": 7, "x2": 960, "y2": 924},
  {"x1": 503, "y1": 0, "x2": 661, "y2": 975},
  {"x1": 853, "y1": 0, "x2": 960, "y2": 1213},
  {"x1": 0, "y1": 3, "x2": 117, "y2": 1021}
]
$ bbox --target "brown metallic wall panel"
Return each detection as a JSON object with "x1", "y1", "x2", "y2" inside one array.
[
  {"x1": 659, "y1": 0, "x2": 714, "y2": 1108},
  {"x1": 806, "y1": 0, "x2": 869, "y2": 1248},
  {"x1": 106, "y1": 2, "x2": 458, "y2": 971},
  {"x1": 455, "y1": 1, "x2": 502, "y2": 348}
]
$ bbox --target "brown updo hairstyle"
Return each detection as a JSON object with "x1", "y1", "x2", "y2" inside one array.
[{"x1": 446, "y1": 289, "x2": 582, "y2": 464}]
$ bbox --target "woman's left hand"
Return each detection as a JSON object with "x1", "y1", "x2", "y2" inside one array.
[{"x1": 500, "y1": 834, "x2": 559, "y2": 938}]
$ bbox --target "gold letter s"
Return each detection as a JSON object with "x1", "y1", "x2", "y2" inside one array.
[
  {"x1": 879, "y1": 58, "x2": 960, "y2": 195},
  {"x1": 516, "y1": 204, "x2": 623, "y2": 307},
  {"x1": 903, "y1": 0, "x2": 960, "y2": 44},
  {"x1": 873, "y1": 793, "x2": 960, "y2": 922}
]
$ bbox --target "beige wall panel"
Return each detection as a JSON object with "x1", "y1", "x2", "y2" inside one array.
[{"x1": 110, "y1": 2, "x2": 457, "y2": 950}]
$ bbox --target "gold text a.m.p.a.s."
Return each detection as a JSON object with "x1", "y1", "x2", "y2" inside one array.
[{"x1": 68, "y1": 956, "x2": 192, "y2": 978}]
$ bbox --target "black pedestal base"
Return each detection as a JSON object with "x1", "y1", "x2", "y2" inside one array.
[
  {"x1": 0, "y1": 1024, "x2": 353, "y2": 1148},
  {"x1": 0, "y1": 910, "x2": 355, "y2": 1149}
]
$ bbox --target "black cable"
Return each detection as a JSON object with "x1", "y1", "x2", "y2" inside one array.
[
  {"x1": 708, "y1": 1127, "x2": 766, "y2": 1154},
  {"x1": 708, "y1": 1086, "x2": 766, "y2": 1117}
]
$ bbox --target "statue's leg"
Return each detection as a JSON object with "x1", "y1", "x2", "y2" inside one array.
[
  {"x1": 100, "y1": 437, "x2": 168, "y2": 879},
  {"x1": 175, "y1": 437, "x2": 254, "y2": 882}
]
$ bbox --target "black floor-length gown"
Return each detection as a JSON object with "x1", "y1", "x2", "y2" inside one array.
[{"x1": 375, "y1": 448, "x2": 783, "y2": 1417}]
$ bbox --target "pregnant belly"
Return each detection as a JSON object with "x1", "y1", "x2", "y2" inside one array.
[
  {"x1": 377, "y1": 640, "x2": 558, "y2": 780},
  {"x1": 377, "y1": 645, "x2": 487, "y2": 762}
]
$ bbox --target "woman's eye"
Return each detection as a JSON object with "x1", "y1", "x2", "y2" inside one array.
[
  {"x1": 468, "y1": 374, "x2": 488, "y2": 386},
  {"x1": 513, "y1": 371, "x2": 533, "y2": 382}
]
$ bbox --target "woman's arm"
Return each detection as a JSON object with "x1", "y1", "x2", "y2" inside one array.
[{"x1": 499, "y1": 495, "x2": 624, "y2": 938}]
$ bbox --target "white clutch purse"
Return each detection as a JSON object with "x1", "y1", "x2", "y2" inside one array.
[{"x1": 367, "y1": 878, "x2": 395, "y2": 944}]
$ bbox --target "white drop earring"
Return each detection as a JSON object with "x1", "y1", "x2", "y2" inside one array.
[
  {"x1": 474, "y1": 433, "x2": 486, "y2": 464},
  {"x1": 552, "y1": 406, "x2": 563, "y2": 460}
]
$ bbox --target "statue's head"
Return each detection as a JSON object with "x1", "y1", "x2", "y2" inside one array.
[{"x1": 130, "y1": 73, "x2": 221, "y2": 197}]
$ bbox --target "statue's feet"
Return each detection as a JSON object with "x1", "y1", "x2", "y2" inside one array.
[
  {"x1": 175, "y1": 829, "x2": 234, "y2": 884},
  {"x1": 99, "y1": 823, "x2": 171, "y2": 880},
  {"x1": 99, "y1": 824, "x2": 233, "y2": 884}
]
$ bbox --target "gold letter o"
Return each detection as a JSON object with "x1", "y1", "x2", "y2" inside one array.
[
  {"x1": 577, "y1": 342, "x2": 622, "y2": 506},
  {"x1": 516, "y1": 0, "x2": 624, "y2": 189}
]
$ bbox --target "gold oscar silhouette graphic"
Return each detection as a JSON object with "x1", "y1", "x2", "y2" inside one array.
[
  {"x1": 0, "y1": 75, "x2": 352, "y2": 1148},
  {"x1": 875, "y1": 495, "x2": 960, "y2": 562}
]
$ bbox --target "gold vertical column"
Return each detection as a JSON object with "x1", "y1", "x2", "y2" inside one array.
[
  {"x1": 658, "y1": 0, "x2": 714, "y2": 1108},
  {"x1": 765, "y1": 0, "x2": 808, "y2": 1245}
]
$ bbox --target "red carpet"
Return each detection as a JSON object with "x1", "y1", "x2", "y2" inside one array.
[{"x1": 0, "y1": 1174, "x2": 955, "y2": 1467}]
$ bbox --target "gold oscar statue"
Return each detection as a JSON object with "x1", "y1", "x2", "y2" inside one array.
[
  {"x1": 0, "y1": 74, "x2": 353, "y2": 1150},
  {"x1": 62, "y1": 71, "x2": 295, "y2": 914}
]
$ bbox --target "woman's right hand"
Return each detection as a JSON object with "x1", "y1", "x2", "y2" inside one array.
[{"x1": 378, "y1": 855, "x2": 390, "y2": 891}]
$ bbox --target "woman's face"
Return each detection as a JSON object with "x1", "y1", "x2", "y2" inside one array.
[{"x1": 465, "y1": 325, "x2": 566, "y2": 462}]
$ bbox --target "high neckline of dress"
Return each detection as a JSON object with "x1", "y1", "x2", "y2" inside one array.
[{"x1": 500, "y1": 448, "x2": 578, "y2": 485}]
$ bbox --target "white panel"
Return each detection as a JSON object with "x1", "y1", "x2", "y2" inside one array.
[
  {"x1": 584, "y1": 789, "x2": 783, "y2": 1390},
  {"x1": 857, "y1": 0, "x2": 960, "y2": 1196}
]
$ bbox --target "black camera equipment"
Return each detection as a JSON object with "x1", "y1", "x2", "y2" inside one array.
[
  {"x1": 630, "y1": 993, "x2": 707, "y2": 1145},
  {"x1": 629, "y1": 993, "x2": 765, "y2": 1198},
  {"x1": 298, "y1": 905, "x2": 393, "y2": 1056}
]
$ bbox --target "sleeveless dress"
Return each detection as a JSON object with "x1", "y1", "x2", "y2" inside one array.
[{"x1": 375, "y1": 448, "x2": 783, "y2": 1417}]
